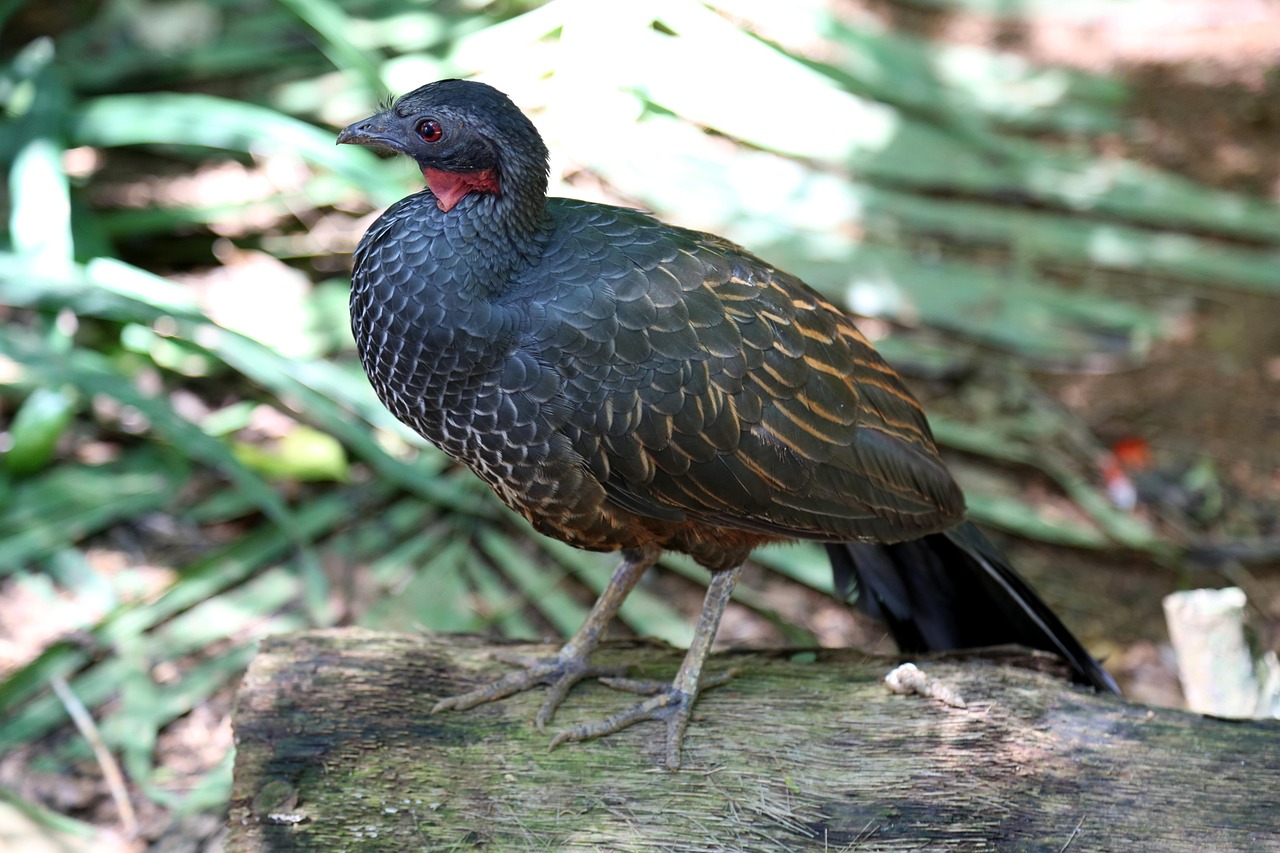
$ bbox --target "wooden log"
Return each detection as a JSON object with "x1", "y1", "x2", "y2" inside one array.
[{"x1": 228, "y1": 629, "x2": 1278, "y2": 851}]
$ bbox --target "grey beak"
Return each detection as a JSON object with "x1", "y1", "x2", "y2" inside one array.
[{"x1": 336, "y1": 114, "x2": 401, "y2": 152}]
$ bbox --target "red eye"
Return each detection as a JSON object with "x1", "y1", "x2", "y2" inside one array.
[{"x1": 417, "y1": 118, "x2": 443, "y2": 143}]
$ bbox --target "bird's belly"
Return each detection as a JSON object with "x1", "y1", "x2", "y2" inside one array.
[
  {"x1": 361, "y1": 345, "x2": 499, "y2": 465},
  {"x1": 355, "y1": 330, "x2": 600, "y2": 538}
]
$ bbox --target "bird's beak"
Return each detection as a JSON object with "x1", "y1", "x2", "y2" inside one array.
[{"x1": 336, "y1": 114, "x2": 404, "y2": 154}]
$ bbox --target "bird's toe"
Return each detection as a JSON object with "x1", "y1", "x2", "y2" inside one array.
[{"x1": 431, "y1": 647, "x2": 628, "y2": 723}]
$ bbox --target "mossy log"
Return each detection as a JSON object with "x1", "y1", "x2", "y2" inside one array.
[{"x1": 228, "y1": 629, "x2": 1278, "y2": 851}]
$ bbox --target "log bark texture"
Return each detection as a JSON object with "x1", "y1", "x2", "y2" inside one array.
[{"x1": 228, "y1": 629, "x2": 1278, "y2": 851}]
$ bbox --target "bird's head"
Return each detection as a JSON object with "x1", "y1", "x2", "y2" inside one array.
[{"x1": 338, "y1": 79, "x2": 549, "y2": 213}]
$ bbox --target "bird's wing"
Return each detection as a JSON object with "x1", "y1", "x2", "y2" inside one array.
[{"x1": 535, "y1": 202, "x2": 964, "y2": 545}]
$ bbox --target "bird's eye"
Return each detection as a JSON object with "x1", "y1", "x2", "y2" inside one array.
[{"x1": 416, "y1": 118, "x2": 443, "y2": 143}]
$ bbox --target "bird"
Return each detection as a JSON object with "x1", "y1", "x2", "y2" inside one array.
[{"x1": 337, "y1": 78, "x2": 1119, "y2": 770}]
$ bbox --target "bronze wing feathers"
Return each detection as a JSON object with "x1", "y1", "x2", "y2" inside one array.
[{"x1": 552, "y1": 212, "x2": 966, "y2": 546}]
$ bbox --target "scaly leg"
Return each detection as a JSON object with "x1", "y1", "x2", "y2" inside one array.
[
  {"x1": 549, "y1": 563, "x2": 743, "y2": 770},
  {"x1": 432, "y1": 548, "x2": 658, "y2": 730}
]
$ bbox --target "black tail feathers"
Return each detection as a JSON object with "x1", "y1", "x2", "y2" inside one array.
[{"x1": 827, "y1": 522, "x2": 1118, "y2": 694}]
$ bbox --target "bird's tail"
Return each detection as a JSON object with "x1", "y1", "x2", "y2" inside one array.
[{"x1": 826, "y1": 522, "x2": 1119, "y2": 693}]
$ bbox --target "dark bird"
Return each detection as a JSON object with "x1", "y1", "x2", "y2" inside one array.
[{"x1": 337, "y1": 79, "x2": 1118, "y2": 770}]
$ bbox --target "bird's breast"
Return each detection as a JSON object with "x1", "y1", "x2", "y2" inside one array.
[{"x1": 351, "y1": 217, "x2": 518, "y2": 455}]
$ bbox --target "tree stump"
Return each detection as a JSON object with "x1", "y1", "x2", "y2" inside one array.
[{"x1": 228, "y1": 629, "x2": 1278, "y2": 851}]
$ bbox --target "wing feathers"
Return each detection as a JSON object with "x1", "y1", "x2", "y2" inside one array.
[{"x1": 534, "y1": 203, "x2": 963, "y2": 542}]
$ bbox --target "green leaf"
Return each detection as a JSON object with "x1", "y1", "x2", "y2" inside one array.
[
  {"x1": 478, "y1": 528, "x2": 581, "y2": 637},
  {"x1": 71, "y1": 92, "x2": 405, "y2": 207},
  {"x1": 0, "y1": 482, "x2": 391, "y2": 749},
  {"x1": 9, "y1": 137, "x2": 73, "y2": 271},
  {"x1": 0, "y1": 451, "x2": 185, "y2": 573},
  {"x1": 3, "y1": 387, "x2": 77, "y2": 476},
  {"x1": 275, "y1": 0, "x2": 387, "y2": 100},
  {"x1": 538, "y1": 540, "x2": 694, "y2": 648},
  {"x1": 0, "y1": 328, "x2": 316, "y2": 562},
  {"x1": 232, "y1": 425, "x2": 350, "y2": 483}
]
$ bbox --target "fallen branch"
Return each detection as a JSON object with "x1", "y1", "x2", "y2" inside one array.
[{"x1": 228, "y1": 629, "x2": 1278, "y2": 851}]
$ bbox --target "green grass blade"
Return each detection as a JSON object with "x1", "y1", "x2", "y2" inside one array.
[
  {"x1": 275, "y1": 0, "x2": 386, "y2": 99},
  {"x1": 71, "y1": 92, "x2": 404, "y2": 207},
  {"x1": 0, "y1": 328, "x2": 317, "y2": 560},
  {"x1": 0, "y1": 451, "x2": 186, "y2": 573},
  {"x1": 477, "y1": 527, "x2": 581, "y2": 637}
]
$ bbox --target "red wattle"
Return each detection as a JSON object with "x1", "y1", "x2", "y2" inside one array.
[{"x1": 422, "y1": 167, "x2": 500, "y2": 212}]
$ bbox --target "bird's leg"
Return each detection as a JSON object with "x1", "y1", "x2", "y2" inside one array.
[
  {"x1": 431, "y1": 548, "x2": 657, "y2": 730},
  {"x1": 549, "y1": 563, "x2": 743, "y2": 770}
]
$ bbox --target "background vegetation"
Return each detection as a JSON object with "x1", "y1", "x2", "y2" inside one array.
[{"x1": 1, "y1": 0, "x2": 1276, "y2": 848}]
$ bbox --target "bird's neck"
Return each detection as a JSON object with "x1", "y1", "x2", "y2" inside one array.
[{"x1": 432, "y1": 174, "x2": 549, "y2": 297}]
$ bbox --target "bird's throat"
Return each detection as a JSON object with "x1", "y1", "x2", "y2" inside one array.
[{"x1": 422, "y1": 167, "x2": 500, "y2": 212}]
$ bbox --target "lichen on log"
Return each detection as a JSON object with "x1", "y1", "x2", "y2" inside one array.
[{"x1": 228, "y1": 629, "x2": 1279, "y2": 851}]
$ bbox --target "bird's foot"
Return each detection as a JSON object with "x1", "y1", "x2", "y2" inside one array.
[
  {"x1": 431, "y1": 648, "x2": 630, "y2": 730},
  {"x1": 548, "y1": 669, "x2": 739, "y2": 770}
]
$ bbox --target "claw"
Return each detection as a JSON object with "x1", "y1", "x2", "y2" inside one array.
[
  {"x1": 533, "y1": 657, "x2": 630, "y2": 730},
  {"x1": 430, "y1": 649, "x2": 628, "y2": 725},
  {"x1": 599, "y1": 668, "x2": 739, "y2": 697},
  {"x1": 432, "y1": 557, "x2": 743, "y2": 771},
  {"x1": 431, "y1": 551, "x2": 656, "y2": 723},
  {"x1": 547, "y1": 688, "x2": 686, "y2": 748},
  {"x1": 549, "y1": 667, "x2": 739, "y2": 770}
]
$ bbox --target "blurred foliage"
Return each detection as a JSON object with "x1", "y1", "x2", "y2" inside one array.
[{"x1": 0, "y1": 0, "x2": 1277, "y2": 842}]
